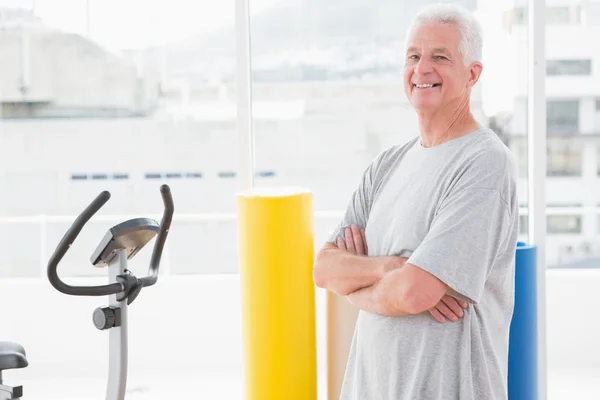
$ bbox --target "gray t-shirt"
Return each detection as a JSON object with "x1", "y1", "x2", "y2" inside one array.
[{"x1": 328, "y1": 128, "x2": 519, "y2": 400}]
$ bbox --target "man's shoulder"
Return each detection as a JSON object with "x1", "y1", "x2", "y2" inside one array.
[
  {"x1": 458, "y1": 129, "x2": 518, "y2": 183},
  {"x1": 451, "y1": 129, "x2": 519, "y2": 215}
]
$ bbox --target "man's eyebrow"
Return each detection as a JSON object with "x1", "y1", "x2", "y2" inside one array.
[
  {"x1": 406, "y1": 46, "x2": 452, "y2": 56},
  {"x1": 432, "y1": 47, "x2": 452, "y2": 56}
]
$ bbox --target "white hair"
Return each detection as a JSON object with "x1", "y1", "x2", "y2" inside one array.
[{"x1": 404, "y1": 3, "x2": 483, "y2": 65}]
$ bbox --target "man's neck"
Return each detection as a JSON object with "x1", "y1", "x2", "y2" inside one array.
[{"x1": 418, "y1": 104, "x2": 480, "y2": 148}]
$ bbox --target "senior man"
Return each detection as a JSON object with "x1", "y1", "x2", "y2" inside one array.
[{"x1": 313, "y1": 3, "x2": 519, "y2": 400}]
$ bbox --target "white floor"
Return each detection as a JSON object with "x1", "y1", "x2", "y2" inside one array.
[
  {"x1": 2, "y1": 271, "x2": 600, "y2": 399},
  {"x1": 17, "y1": 372, "x2": 244, "y2": 399},
  {"x1": 547, "y1": 369, "x2": 600, "y2": 400},
  {"x1": 5, "y1": 369, "x2": 597, "y2": 399}
]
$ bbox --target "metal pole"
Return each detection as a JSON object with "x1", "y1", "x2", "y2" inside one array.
[
  {"x1": 527, "y1": 0, "x2": 547, "y2": 398},
  {"x1": 106, "y1": 250, "x2": 128, "y2": 400},
  {"x1": 235, "y1": 0, "x2": 255, "y2": 191}
]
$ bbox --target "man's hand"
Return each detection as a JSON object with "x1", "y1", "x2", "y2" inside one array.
[
  {"x1": 337, "y1": 225, "x2": 467, "y2": 322},
  {"x1": 428, "y1": 295, "x2": 468, "y2": 323},
  {"x1": 336, "y1": 224, "x2": 368, "y2": 256},
  {"x1": 336, "y1": 225, "x2": 404, "y2": 272}
]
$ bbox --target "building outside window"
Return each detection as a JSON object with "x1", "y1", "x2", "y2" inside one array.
[
  {"x1": 548, "y1": 214, "x2": 582, "y2": 234},
  {"x1": 547, "y1": 59, "x2": 591, "y2": 76},
  {"x1": 547, "y1": 138, "x2": 582, "y2": 177},
  {"x1": 511, "y1": 137, "x2": 581, "y2": 177},
  {"x1": 547, "y1": 99, "x2": 579, "y2": 134},
  {"x1": 521, "y1": 213, "x2": 582, "y2": 234}
]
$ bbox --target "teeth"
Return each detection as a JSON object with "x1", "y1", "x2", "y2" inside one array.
[{"x1": 415, "y1": 83, "x2": 434, "y2": 88}]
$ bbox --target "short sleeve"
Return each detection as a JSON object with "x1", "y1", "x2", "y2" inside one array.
[
  {"x1": 406, "y1": 188, "x2": 513, "y2": 304},
  {"x1": 326, "y1": 153, "x2": 387, "y2": 244},
  {"x1": 326, "y1": 170, "x2": 372, "y2": 244}
]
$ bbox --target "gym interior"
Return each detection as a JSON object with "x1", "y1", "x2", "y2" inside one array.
[{"x1": 0, "y1": 0, "x2": 599, "y2": 399}]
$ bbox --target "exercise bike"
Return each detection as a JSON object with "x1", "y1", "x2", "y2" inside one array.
[{"x1": 0, "y1": 184, "x2": 174, "y2": 400}]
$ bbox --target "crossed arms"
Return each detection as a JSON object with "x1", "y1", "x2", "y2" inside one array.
[{"x1": 313, "y1": 224, "x2": 467, "y2": 322}]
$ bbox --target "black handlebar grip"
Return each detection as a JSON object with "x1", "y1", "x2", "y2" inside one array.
[
  {"x1": 47, "y1": 191, "x2": 123, "y2": 296},
  {"x1": 140, "y1": 184, "x2": 174, "y2": 287}
]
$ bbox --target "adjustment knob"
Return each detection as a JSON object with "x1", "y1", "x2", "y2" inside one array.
[{"x1": 93, "y1": 307, "x2": 116, "y2": 330}]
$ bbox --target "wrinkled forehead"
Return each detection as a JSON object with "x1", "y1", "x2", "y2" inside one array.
[{"x1": 404, "y1": 21, "x2": 461, "y2": 55}]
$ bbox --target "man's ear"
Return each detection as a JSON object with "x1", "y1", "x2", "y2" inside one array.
[{"x1": 468, "y1": 61, "x2": 483, "y2": 88}]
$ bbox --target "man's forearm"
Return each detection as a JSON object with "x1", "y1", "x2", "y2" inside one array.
[
  {"x1": 346, "y1": 286, "x2": 411, "y2": 317},
  {"x1": 345, "y1": 270, "x2": 411, "y2": 317},
  {"x1": 346, "y1": 264, "x2": 449, "y2": 317},
  {"x1": 313, "y1": 247, "x2": 404, "y2": 296}
]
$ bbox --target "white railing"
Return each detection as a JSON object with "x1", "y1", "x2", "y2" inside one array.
[
  {"x1": 0, "y1": 211, "x2": 345, "y2": 279},
  {"x1": 0, "y1": 207, "x2": 598, "y2": 279}
]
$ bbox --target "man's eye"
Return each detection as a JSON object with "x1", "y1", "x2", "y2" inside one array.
[{"x1": 435, "y1": 56, "x2": 447, "y2": 60}]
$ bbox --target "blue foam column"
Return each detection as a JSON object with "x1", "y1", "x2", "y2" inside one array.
[{"x1": 507, "y1": 242, "x2": 538, "y2": 400}]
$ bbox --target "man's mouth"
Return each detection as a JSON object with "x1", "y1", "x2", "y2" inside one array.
[{"x1": 413, "y1": 83, "x2": 441, "y2": 89}]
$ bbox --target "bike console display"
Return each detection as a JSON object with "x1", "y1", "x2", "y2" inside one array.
[{"x1": 90, "y1": 218, "x2": 160, "y2": 268}]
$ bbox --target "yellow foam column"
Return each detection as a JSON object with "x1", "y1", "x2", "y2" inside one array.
[{"x1": 237, "y1": 187, "x2": 317, "y2": 400}]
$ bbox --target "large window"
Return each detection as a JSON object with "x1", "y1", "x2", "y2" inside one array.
[
  {"x1": 0, "y1": 0, "x2": 242, "y2": 397},
  {"x1": 545, "y1": 1, "x2": 600, "y2": 395}
]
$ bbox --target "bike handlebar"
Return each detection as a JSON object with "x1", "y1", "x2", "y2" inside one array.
[
  {"x1": 47, "y1": 185, "x2": 174, "y2": 297},
  {"x1": 140, "y1": 184, "x2": 174, "y2": 288}
]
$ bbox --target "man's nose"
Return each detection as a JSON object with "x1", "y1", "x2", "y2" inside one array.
[{"x1": 414, "y1": 57, "x2": 433, "y2": 75}]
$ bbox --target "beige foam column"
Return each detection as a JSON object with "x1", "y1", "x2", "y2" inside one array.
[{"x1": 327, "y1": 290, "x2": 359, "y2": 400}]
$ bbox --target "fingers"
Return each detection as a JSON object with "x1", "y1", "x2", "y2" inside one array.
[
  {"x1": 442, "y1": 295, "x2": 467, "y2": 318},
  {"x1": 434, "y1": 300, "x2": 459, "y2": 322},
  {"x1": 340, "y1": 224, "x2": 368, "y2": 255},
  {"x1": 344, "y1": 227, "x2": 356, "y2": 253},
  {"x1": 428, "y1": 307, "x2": 446, "y2": 323},
  {"x1": 430, "y1": 295, "x2": 467, "y2": 323},
  {"x1": 350, "y1": 224, "x2": 366, "y2": 256},
  {"x1": 360, "y1": 228, "x2": 368, "y2": 254},
  {"x1": 429, "y1": 295, "x2": 469, "y2": 324}
]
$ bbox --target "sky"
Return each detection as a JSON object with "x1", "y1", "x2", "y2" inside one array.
[{"x1": 0, "y1": 0, "x2": 280, "y2": 49}]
